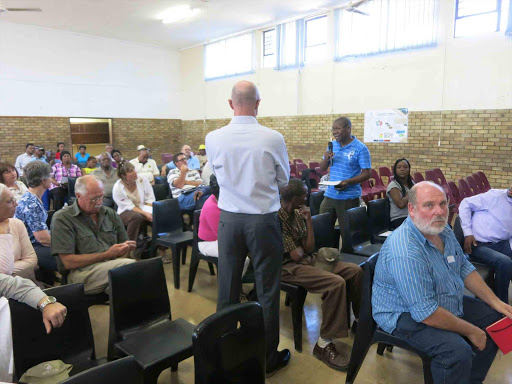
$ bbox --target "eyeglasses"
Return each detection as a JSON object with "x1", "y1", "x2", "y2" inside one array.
[
  {"x1": 90, "y1": 195, "x2": 105, "y2": 203},
  {"x1": 176, "y1": 158, "x2": 187, "y2": 163}
]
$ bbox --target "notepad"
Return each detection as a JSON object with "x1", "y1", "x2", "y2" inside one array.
[
  {"x1": 486, "y1": 317, "x2": 512, "y2": 354},
  {"x1": 319, "y1": 181, "x2": 342, "y2": 186}
]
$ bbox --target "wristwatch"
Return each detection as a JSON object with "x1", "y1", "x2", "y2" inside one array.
[{"x1": 39, "y1": 296, "x2": 57, "y2": 312}]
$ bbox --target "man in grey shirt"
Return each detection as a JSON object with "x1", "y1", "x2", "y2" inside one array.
[
  {"x1": 206, "y1": 80, "x2": 290, "y2": 377},
  {"x1": 92, "y1": 153, "x2": 118, "y2": 208}
]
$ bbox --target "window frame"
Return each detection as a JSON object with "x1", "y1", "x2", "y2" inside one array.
[
  {"x1": 304, "y1": 15, "x2": 328, "y2": 62},
  {"x1": 454, "y1": 0, "x2": 503, "y2": 37}
]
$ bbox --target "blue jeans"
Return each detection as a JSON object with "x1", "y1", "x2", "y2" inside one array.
[
  {"x1": 393, "y1": 296, "x2": 501, "y2": 384},
  {"x1": 177, "y1": 187, "x2": 210, "y2": 210},
  {"x1": 471, "y1": 240, "x2": 512, "y2": 303}
]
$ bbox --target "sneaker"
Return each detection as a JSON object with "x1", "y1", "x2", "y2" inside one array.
[
  {"x1": 313, "y1": 342, "x2": 350, "y2": 371},
  {"x1": 265, "y1": 349, "x2": 291, "y2": 377}
]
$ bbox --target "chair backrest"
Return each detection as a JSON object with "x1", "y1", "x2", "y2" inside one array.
[
  {"x1": 293, "y1": 159, "x2": 304, "y2": 165},
  {"x1": 367, "y1": 199, "x2": 390, "y2": 241},
  {"x1": 309, "y1": 161, "x2": 320, "y2": 169},
  {"x1": 161, "y1": 153, "x2": 173, "y2": 164},
  {"x1": 359, "y1": 254, "x2": 379, "y2": 332},
  {"x1": 290, "y1": 164, "x2": 297, "y2": 176},
  {"x1": 448, "y1": 181, "x2": 462, "y2": 205},
  {"x1": 309, "y1": 190, "x2": 325, "y2": 216},
  {"x1": 152, "y1": 199, "x2": 183, "y2": 236},
  {"x1": 9, "y1": 284, "x2": 96, "y2": 378},
  {"x1": 192, "y1": 302, "x2": 265, "y2": 384},
  {"x1": 108, "y1": 258, "x2": 171, "y2": 343},
  {"x1": 343, "y1": 207, "x2": 371, "y2": 253},
  {"x1": 413, "y1": 172, "x2": 424, "y2": 184},
  {"x1": 315, "y1": 166, "x2": 327, "y2": 176},
  {"x1": 472, "y1": 173, "x2": 487, "y2": 193},
  {"x1": 296, "y1": 163, "x2": 308, "y2": 177},
  {"x1": 193, "y1": 209, "x2": 201, "y2": 255},
  {"x1": 152, "y1": 183, "x2": 169, "y2": 201},
  {"x1": 424, "y1": 170, "x2": 439, "y2": 185},
  {"x1": 458, "y1": 178, "x2": 473, "y2": 198},
  {"x1": 154, "y1": 176, "x2": 167, "y2": 185},
  {"x1": 466, "y1": 175, "x2": 481, "y2": 195},
  {"x1": 68, "y1": 177, "x2": 77, "y2": 199},
  {"x1": 432, "y1": 168, "x2": 447, "y2": 185},
  {"x1": 378, "y1": 166, "x2": 392, "y2": 185},
  {"x1": 452, "y1": 216, "x2": 465, "y2": 248},
  {"x1": 60, "y1": 356, "x2": 142, "y2": 384},
  {"x1": 369, "y1": 169, "x2": 384, "y2": 187},
  {"x1": 477, "y1": 171, "x2": 491, "y2": 190},
  {"x1": 312, "y1": 212, "x2": 340, "y2": 251},
  {"x1": 361, "y1": 179, "x2": 372, "y2": 190}
]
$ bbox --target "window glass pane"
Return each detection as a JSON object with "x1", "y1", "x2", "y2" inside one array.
[
  {"x1": 279, "y1": 21, "x2": 298, "y2": 68},
  {"x1": 306, "y1": 16, "x2": 327, "y2": 47},
  {"x1": 455, "y1": 12, "x2": 499, "y2": 37},
  {"x1": 205, "y1": 33, "x2": 253, "y2": 80},
  {"x1": 263, "y1": 29, "x2": 275, "y2": 56},
  {"x1": 457, "y1": 0, "x2": 497, "y2": 17}
]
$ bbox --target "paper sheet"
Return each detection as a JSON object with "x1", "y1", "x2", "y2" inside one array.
[
  {"x1": 318, "y1": 181, "x2": 342, "y2": 186},
  {"x1": 142, "y1": 205, "x2": 153, "y2": 214}
]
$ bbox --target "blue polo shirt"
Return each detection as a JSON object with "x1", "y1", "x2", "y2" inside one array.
[
  {"x1": 324, "y1": 136, "x2": 371, "y2": 200},
  {"x1": 166, "y1": 155, "x2": 200, "y2": 170},
  {"x1": 372, "y1": 217, "x2": 476, "y2": 334}
]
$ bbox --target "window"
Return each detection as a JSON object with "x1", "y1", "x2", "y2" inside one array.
[
  {"x1": 263, "y1": 29, "x2": 276, "y2": 68},
  {"x1": 305, "y1": 16, "x2": 328, "y2": 62},
  {"x1": 204, "y1": 33, "x2": 254, "y2": 80},
  {"x1": 276, "y1": 20, "x2": 304, "y2": 69},
  {"x1": 335, "y1": 0, "x2": 438, "y2": 61},
  {"x1": 454, "y1": 0, "x2": 510, "y2": 37}
]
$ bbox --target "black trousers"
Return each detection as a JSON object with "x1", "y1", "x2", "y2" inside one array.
[{"x1": 217, "y1": 210, "x2": 283, "y2": 364}]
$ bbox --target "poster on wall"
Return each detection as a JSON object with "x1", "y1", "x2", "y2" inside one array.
[{"x1": 364, "y1": 108, "x2": 409, "y2": 143}]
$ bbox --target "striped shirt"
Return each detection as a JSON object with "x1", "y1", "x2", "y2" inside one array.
[
  {"x1": 324, "y1": 136, "x2": 371, "y2": 200},
  {"x1": 372, "y1": 217, "x2": 475, "y2": 334}
]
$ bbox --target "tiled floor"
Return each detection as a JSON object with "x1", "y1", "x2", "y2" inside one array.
[{"x1": 89, "y1": 251, "x2": 512, "y2": 384}]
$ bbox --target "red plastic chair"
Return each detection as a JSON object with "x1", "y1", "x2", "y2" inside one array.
[
  {"x1": 378, "y1": 167, "x2": 393, "y2": 185},
  {"x1": 361, "y1": 180, "x2": 382, "y2": 201},
  {"x1": 413, "y1": 172, "x2": 424, "y2": 184},
  {"x1": 290, "y1": 164, "x2": 297, "y2": 178},
  {"x1": 466, "y1": 175, "x2": 482, "y2": 195},
  {"x1": 161, "y1": 153, "x2": 173, "y2": 164},
  {"x1": 293, "y1": 159, "x2": 304, "y2": 166},
  {"x1": 309, "y1": 162, "x2": 320, "y2": 170},
  {"x1": 296, "y1": 163, "x2": 308, "y2": 178},
  {"x1": 425, "y1": 170, "x2": 440, "y2": 186},
  {"x1": 477, "y1": 171, "x2": 491, "y2": 190},
  {"x1": 315, "y1": 167, "x2": 327, "y2": 177},
  {"x1": 473, "y1": 173, "x2": 489, "y2": 193},
  {"x1": 433, "y1": 168, "x2": 447, "y2": 186},
  {"x1": 448, "y1": 182, "x2": 463, "y2": 206},
  {"x1": 369, "y1": 169, "x2": 387, "y2": 196},
  {"x1": 458, "y1": 178, "x2": 473, "y2": 199}
]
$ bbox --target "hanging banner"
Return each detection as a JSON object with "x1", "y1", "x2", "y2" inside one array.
[{"x1": 364, "y1": 108, "x2": 409, "y2": 143}]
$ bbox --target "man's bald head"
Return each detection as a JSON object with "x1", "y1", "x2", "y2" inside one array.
[
  {"x1": 76, "y1": 175, "x2": 105, "y2": 215},
  {"x1": 229, "y1": 81, "x2": 261, "y2": 116},
  {"x1": 75, "y1": 175, "x2": 104, "y2": 196},
  {"x1": 408, "y1": 181, "x2": 445, "y2": 208}
]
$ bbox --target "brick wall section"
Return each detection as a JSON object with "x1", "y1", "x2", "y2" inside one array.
[
  {"x1": 1, "y1": 110, "x2": 510, "y2": 189},
  {"x1": 112, "y1": 118, "x2": 182, "y2": 164},
  {"x1": 0, "y1": 117, "x2": 71, "y2": 165},
  {"x1": 182, "y1": 109, "x2": 512, "y2": 189}
]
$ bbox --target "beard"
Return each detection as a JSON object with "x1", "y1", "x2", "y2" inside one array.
[{"x1": 412, "y1": 213, "x2": 448, "y2": 236}]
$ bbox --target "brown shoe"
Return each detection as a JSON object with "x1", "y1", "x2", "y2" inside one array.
[{"x1": 313, "y1": 342, "x2": 350, "y2": 371}]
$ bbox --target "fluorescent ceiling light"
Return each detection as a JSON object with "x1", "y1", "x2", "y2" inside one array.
[{"x1": 158, "y1": 5, "x2": 201, "y2": 24}]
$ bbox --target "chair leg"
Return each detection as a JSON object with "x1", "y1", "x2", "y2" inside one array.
[
  {"x1": 181, "y1": 245, "x2": 187, "y2": 265},
  {"x1": 207, "y1": 262, "x2": 215, "y2": 276},
  {"x1": 188, "y1": 256, "x2": 200, "y2": 292},
  {"x1": 345, "y1": 334, "x2": 374, "y2": 384},
  {"x1": 171, "y1": 245, "x2": 180, "y2": 289},
  {"x1": 289, "y1": 288, "x2": 307, "y2": 353},
  {"x1": 285, "y1": 293, "x2": 291, "y2": 307},
  {"x1": 376, "y1": 343, "x2": 387, "y2": 355}
]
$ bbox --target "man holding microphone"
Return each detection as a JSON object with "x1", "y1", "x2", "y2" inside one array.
[{"x1": 319, "y1": 117, "x2": 371, "y2": 235}]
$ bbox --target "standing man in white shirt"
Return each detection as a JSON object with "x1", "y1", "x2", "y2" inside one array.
[
  {"x1": 206, "y1": 80, "x2": 290, "y2": 377},
  {"x1": 14, "y1": 143, "x2": 36, "y2": 177},
  {"x1": 129, "y1": 145, "x2": 159, "y2": 184}
]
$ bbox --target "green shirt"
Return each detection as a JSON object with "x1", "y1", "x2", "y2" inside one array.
[{"x1": 51, "y1": 201, "x2": 128, "y2": 263}]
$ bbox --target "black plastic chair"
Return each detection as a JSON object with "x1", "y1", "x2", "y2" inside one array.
[
  {"x1": 152, "y1": 183, "x2": 169, "y2": 201},
  {"x1": 367, "y1": 198, "x2": 390, "y2": 244},
  {"x1": 107, "y1": 258, "x2": 195, "y2": 384},
  {"x1": 346, "y1": 254, "x2": 434, "y2": 384},
  {"x1": 9, "y1": 284, "x2": 107, "y2": 381},
  {"x1": 342, "y1": 207, "x2": 382, "y2": 257},
  {"x1": 151, "y1": 199, "x2": 193, "y2": 289},
  {"x1": 68, "y1": 177, "x2": 77, "y2": 205},
  {"x1": 188, "y1": 209, "x2": 217, "y2": 292},
  {"x1": 61, "y1": 356, "x2": 142, "y2": 384},
  {"x1": 453, "y1": 216, "x2": 495, "y2": 290},
  {"x1": 192, "y1": 302, "x2": 265, "y2": 384},
  {"x1": 309, "y1": 190, "x2": 325, "y2": 216}
]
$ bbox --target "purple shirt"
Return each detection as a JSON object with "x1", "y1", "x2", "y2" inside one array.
[{"x1": 459, "y1": 189, "x2": 512, "y2": 243}]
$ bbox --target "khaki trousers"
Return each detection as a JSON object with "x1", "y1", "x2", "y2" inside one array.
[
  {"x1": 120, "y1": 210, "x2": 147, "y2": 242},
  {"x1": 68, "y1": 258, "x2": 135, "y2": 294},
  {"x1": 281, "y1": 259, "x2": 363, "y2": 339}
]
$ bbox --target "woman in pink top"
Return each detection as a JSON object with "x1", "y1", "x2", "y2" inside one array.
[{"x1": 198, "y1": 177, "x2": 221, "y2": 257}]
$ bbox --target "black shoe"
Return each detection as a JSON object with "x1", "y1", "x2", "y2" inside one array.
[{"x1": 266, "y1": 349, "x2": 291, "y2": 377}]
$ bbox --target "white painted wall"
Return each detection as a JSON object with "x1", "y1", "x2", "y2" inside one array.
[
  {"x1": 180, "y1": 1, "x2": 512, "y2": 120},
  {"x1": 0, "y1": 21, "x2": 181, "y2": 118}
]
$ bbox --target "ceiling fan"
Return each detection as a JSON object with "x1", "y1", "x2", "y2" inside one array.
[
  {"x1": 340, "y1": 0, "x2": 371, "y2": 16},
  {"x1": 0, "y1": 1, "x2": 42, "y2": 13}
]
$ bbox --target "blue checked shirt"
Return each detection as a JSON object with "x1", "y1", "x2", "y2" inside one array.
[
  {"x1": 372, "y1": 217, "x2": 476, "y2": 334},
  {"x1": 324, "y1": 136, "x2": 371, "y2": 200}
]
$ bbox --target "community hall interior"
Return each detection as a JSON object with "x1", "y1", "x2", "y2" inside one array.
[{"x1": 0, "y1": 0, "x2": 511, "y2": 383}]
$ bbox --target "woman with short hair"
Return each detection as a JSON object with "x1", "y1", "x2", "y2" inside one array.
[
  {"x1": 14, "y1": 161, "x2": 56, "y2": 284},
  {"x1": 0, "y1": 161, "x2": 28, "y2": 204},
  {"x1": 50, "y1": 150, "x2": 82, "y2": 211},
  {"x1": 74, "y1": 145, "x2": 90, "y2": 167}
]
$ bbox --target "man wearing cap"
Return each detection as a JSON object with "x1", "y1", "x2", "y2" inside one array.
[
  {"x1": 196, "y1": 145, "x2": 208, "y2": 170},
  {"x1": 34, "y1": 146, "x2": 47, "y2": 162},
  {"x1": 161, "y1": 144, "x2": 200, "y2": 175},
  {"x1": 130, "y1": 145, "x2": 159, "y2": 184}
]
